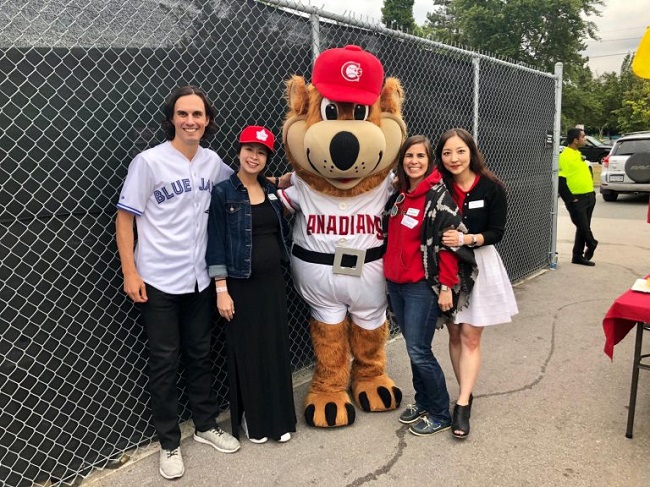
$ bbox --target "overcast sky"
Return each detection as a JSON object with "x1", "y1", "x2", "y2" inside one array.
[{"x1": 306, "y1": 0, "x2": 648, "y2": 76}]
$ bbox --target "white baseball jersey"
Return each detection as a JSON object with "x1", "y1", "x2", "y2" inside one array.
[
  {"x1": 117, "y1": 141, "x2": 233, "y2": 294},
  {"x1": 278, "y1": 174, "x2": 394, "y2": 329}
]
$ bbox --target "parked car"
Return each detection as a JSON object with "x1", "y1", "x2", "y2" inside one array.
[
  {"x1": 560, "y1": 135, "x2": 612, "y2": 163},
  {"x1": 599, "y1": 131, "x2": 650, "y2": 202}
]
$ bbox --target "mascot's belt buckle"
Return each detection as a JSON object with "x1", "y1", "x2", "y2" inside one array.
[{"x1": 332, "y1": 247, "x2": 367, "y2": 277}]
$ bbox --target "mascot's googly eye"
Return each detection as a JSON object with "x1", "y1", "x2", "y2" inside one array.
[
  {"x1": 353, "y1": 104, "x2": 369, "y2": 121},
  {"x1": 320, "y1": 98, "x2": 338, "y2": 120}
]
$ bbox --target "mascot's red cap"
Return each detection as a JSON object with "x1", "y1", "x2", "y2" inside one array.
[
  {"x1": 312, "y1": 45, "x2": 384, "y2": 105},
  {"x1": 239, "y1": 125, "x2": 275, "y2": 153}
]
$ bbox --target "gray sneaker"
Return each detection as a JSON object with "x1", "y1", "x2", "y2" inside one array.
[
  {"x1": 194, "y1": 427, "x2": 241, "y2": 453},
  {"x1": 399, "y1": 403, "x2": 428, "y2": 424},
  {"x1": 408, "y1": 414, "x2": 451, "y2": 437},
  {"x1": 159, "y1": 447, "x2": 184, "y2": 479}
]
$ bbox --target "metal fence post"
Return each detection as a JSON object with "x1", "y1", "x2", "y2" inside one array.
[
  {"x1": 310, "y1": 12, "x2": 320, "y2": 63},
  {"x1": 550, "y1": 62, "x2": 563, "y2": 269},
  {"x1": 473, "y1": 56, "x2": 480, "y2": 140}
]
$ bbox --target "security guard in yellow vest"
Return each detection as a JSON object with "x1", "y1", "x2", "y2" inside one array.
[{"x1": 558, "y1": 127, "x2": 598, "y2": 266}]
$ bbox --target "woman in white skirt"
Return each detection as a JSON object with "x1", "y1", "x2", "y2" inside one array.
[{"x1": 436, "y1": 128, "x2": 518, "y2": 439}]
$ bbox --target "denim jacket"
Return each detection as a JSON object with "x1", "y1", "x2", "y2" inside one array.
[{"x1": 206, "y1": 173, "x2": 292, "y2": 279}]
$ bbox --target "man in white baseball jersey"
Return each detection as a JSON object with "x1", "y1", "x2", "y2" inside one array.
[{"x1": 115, "y1": 86, "x2": 239, "y2": 480}]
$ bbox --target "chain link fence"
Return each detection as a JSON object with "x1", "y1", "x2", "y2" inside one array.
[{"x1": 0, "y1": 1, "x2": 559, "y2": 485}]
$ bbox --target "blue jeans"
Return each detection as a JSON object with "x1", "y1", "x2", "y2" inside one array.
[{"x1": 387, "y1": 280, "x2": 451, "y2": 423}]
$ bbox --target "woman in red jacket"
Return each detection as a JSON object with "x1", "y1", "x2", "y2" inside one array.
[{"x1": 383, "y1": 135, "x2": 476, "y2": 437}]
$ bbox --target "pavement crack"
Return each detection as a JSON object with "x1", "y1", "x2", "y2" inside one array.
[
  {"x1": 479, "y1": 298, "x2": 605, "y2": 399},
  {"x1": 343, "y1": 425, "x2": 407, "y2": 487},
  {"x1": 480, "y1": 302, "x2": 562, "y2": 398}
]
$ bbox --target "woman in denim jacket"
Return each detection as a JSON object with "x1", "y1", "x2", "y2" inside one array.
[{"x1": 206, "y1": 125, "x2": 295, "y2": 444}]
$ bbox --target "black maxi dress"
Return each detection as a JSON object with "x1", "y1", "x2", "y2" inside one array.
[{"x1": 225, "y1": 197, "x2": 296, "y2": 440}]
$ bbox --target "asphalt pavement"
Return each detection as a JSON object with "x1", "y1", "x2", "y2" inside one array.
[{"x1": 84, "y1": 193, "x2": 650, "y2": 487}]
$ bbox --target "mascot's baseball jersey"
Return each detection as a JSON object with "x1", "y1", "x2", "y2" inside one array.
[
  {"x1": 116, "y1": 141, "x2": 233, "y2": 294},
  {"x1": 278, "y1": 174, "x2": 394, "y2": 329},
  {"x1": 279, "y1": 174, "x2": 392, "y2": 252}
]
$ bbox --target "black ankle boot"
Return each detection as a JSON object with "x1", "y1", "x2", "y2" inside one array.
[{"x1": 452, "y1": 404, "x2": 471, "y2": 439}]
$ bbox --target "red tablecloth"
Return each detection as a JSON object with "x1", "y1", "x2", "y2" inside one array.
[{"x1": 603, "y1": 277, "x2": 650, "y2": 359}]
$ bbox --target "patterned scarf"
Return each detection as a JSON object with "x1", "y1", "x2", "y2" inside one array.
[{"x1": 382, "y1": 181, "x2": 478, "y2": 326}]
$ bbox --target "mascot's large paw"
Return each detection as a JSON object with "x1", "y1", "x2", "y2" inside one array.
[
  {"x1": 304, "y1": 391, "x2": 356, "y2": 427},
  {"x1": 351, "y1": 374, "x2": 402, "y2": 412}
]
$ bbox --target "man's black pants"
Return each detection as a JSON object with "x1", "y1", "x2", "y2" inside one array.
[
  {"x1": 138, "y1": 283, "x2": 218, "y2": 450},
  {"x1": 566, "y1": 191, "x2": 597, "y2": 259}
]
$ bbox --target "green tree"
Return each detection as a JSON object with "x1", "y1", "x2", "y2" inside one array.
[
  {"x1": 423, "y1": 0, "x2": 602, "y2": 72},
  {"x1": 382, "y1": 0, "x2": 417, "y2": 32},
  {"x1": 615, "y1": 55, "x2": 650, "y2": 133},
  {"x1": 561, "y1": 64, "x2": 601, "y2": 131},
  {"x1": 591, "y1": 72, "x2": 622, "y2": 137}
]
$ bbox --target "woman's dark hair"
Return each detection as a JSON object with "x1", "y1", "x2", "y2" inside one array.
[
  {"x1": 395, "y1": 135, "x2": 434, "y2": 192},
  {"x1": 434, "y1": 128, "x2": 504, "y2": 188},
  {"x1": 161, "y1": 85, "x2": 218, "y2": 141}
]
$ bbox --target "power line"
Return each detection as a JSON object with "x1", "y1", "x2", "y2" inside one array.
[
  {"x1": 586, "y1": 37, "x2": 642, "y2": 44},
  {"x1": 595, "y1": 25, "x2": 648, "y2": 34},
  {"x1": 588, "y1": 52, "x2": 634, "y2": 59}
]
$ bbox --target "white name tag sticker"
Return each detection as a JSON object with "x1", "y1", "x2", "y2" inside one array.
[
  {"x1": 268, "y1": 194, "x2": 278, "y2": 201},
  {"x1": 400, "y1": 215, "x2": 418, "y2": 229},
  {"x1": 468, "y1": 199, "x2": 484, "y2": 209},
  {"x1": 406, "y1": 207, "x2": 420, "y2": 217}
]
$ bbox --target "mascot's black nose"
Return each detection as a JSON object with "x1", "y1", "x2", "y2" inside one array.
[{"x1": 329, "y1": 132, "x2": 360, "y2": 171}]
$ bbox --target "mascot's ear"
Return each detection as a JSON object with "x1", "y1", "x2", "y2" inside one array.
[
  {"x1": 285, "y1": 75, "x2": 309, "y2": 116},
  {"x1": 380, "y1": 77, "x2": 404, "y2": 117},
  {"x1": 379, "y1": 77, "x2": 407, "y2": 171}
]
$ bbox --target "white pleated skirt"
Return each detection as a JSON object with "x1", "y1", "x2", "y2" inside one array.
[{"x1": 455, "y1": 245, "x2": 518, "y2": 326}]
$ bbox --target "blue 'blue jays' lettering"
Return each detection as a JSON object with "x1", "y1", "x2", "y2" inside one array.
[
  {"x1": 198, "y1": 178, "x2": 212, "y2": 192},
  {"x1": 153, "y1": 178, "x2": 212, "y2": 204},
  {"x1": 154, "y1": 178, "x2": 191, "y2": 203}
]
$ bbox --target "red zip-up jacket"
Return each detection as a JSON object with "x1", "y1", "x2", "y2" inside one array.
[{"x1": 384, "y1": 170, "x2": 459, "y2": 286}]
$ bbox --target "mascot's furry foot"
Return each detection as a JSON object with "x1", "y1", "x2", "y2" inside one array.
[
  {"x1": 350, "y1": 321, "x2": 402, "y2": 412},
  {"x1": 304, "y1": 319, "x2": 356, "y2": 428},
  {"x1": 351, "y1": 374, "x2": 401, "y2": 412},
  {"x1": 304, "y1": 391, "x2": 356, "y2": 428}
]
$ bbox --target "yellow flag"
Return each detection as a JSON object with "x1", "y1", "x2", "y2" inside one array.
[{"x1": 632, "y1": 26, "x2": 650, "y2": 79}]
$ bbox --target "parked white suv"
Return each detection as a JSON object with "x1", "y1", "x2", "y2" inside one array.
[{"x1": 600, "y1": 131, "x2": 650, "y2": 202}]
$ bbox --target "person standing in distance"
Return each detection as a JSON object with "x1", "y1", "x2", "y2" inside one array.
[
  {"x1": 558, "y1": 127, "x2": 598, "y2": 266},
  {"x1": 115, "y1": 85, "x2": 240, "y2": 480}
]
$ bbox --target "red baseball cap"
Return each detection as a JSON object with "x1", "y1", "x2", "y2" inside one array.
[
  {"x1": 313, "y1": 45, "x2": 384, "y2": 105},
  {"x1": 239, "y1": 125, "x2": 275, "y2": 153}
]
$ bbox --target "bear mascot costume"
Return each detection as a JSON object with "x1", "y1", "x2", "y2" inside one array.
[{"x1": 277, "y1": 45, "x2": 406, "y2": 428}]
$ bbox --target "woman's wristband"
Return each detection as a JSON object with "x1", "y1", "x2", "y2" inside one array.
[{"x1": 216, "y1": 287, "x2": 228, "y2": 293}]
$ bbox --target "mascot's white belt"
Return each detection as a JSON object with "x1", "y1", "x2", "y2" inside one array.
[{"x1": 291, "y1": 244, "x2": 384, "y2": 277}]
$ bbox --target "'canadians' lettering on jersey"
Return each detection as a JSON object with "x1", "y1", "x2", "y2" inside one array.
[
  {"x1": 154, "y1": 177, "x2": 213, "y2": 204},
  {"x1": 306, "y1": 214, "x2": 383, "y2": 239}
]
